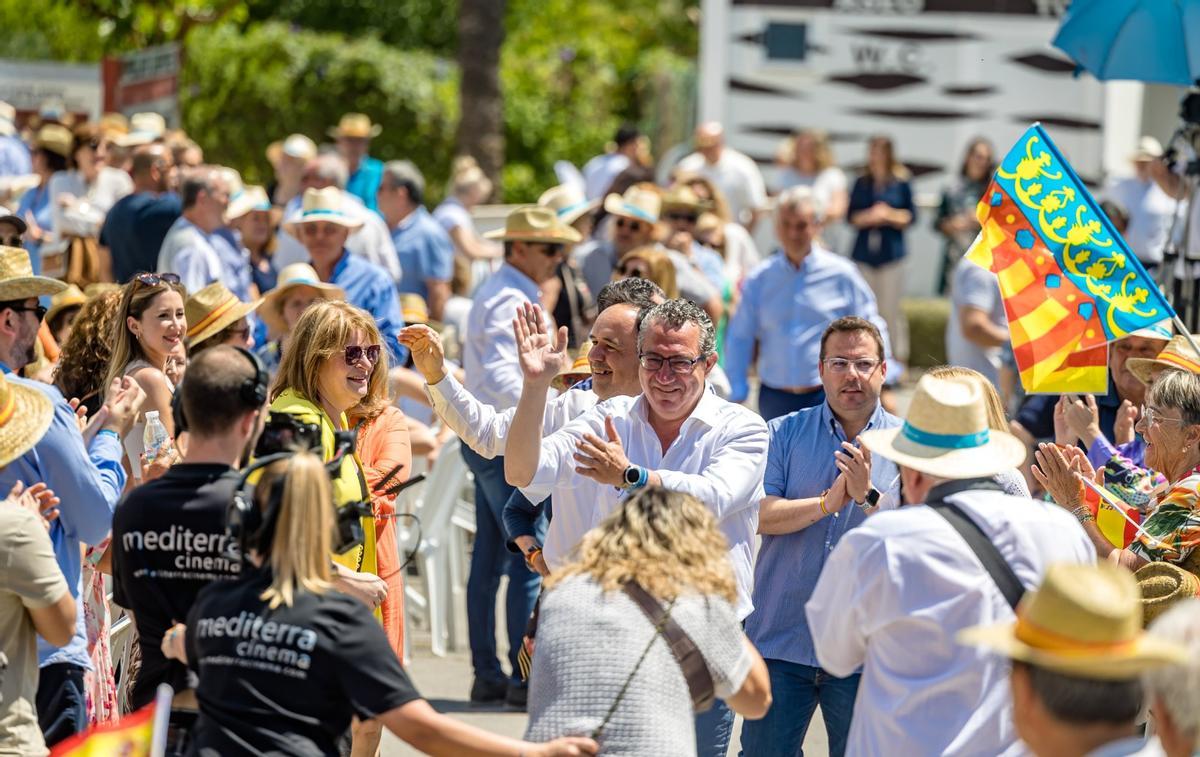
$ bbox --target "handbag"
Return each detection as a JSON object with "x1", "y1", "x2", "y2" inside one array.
[{"x1": 925, "y1": 479, "x2": 1025, "y2": 610}]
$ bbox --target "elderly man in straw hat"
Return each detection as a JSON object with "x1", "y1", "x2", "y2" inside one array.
[
  {"x1": 285, "y1": 186, "x2": 406, "y2": 363},
  {"x1": 330, "y1": 113, "x2": 385, "y2": 212},
  {"x1": 805, "y1": 372, "x2": 1095, "y2": 756},
  {"x1": 960, "y1": 562, "x2": 1190, "y2": 757},
  {"x1": 0, "y1": 245, "x2": 143, "y2": 746},
  {"x1": 447, "y1": 205, "x2": 579, "y2": 705}
]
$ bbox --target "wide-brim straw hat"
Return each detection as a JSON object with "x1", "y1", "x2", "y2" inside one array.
[
  {"x1": 283, "y1": 187, "x2": 364, "y2": 237},
  {"x1": 400, "y1": 293, "x2": 430, "y2": 325},
  {"x1": 260, "y1": 263, "x2": 343, "y2": 335},
  {"x1": 552, "y1": 342, "x2": 593, "y2": 391},
  {"x1": 1137, "y1": 562, "x2": 1200, "y2": 627},
  {"x1": 225, "y1": 185, "x2": 273, "y2": 223},
  {"x1": 484, "y1": 205, "x2": 582, "y2": 244},
  {"x1": 35, "y1": 124, "x2": 73, "y2": 160},
  {"x1": 0, "y1": 246, "x2": 67, "y2": 300},
  {"x1": 860, "y1": 373, "x2": 1025, "y2": 479},
  {"x1": 1128, "y1": 334, "x2": 1200, "y2": 385},
  {"x1": 266, "y1": 133, "x2": 318, "y2": 167},
  {"x1": 0, "y1": 370, "x2": 54, "y2": 467},
  {"x1": 603, "y1": 185, "x2": 661, "y2": 225},
  {"x1": 46, "y1": 284, "x2": 86, "y2": 325},
  {"x1": 661, "y1": 184, "x2": 710, "y2": 214},
  {"x1": 328, "y1": 112, "x2": 382, "y2": 139},
  {"x1": 959, "y1": 562, "x2": 1190, "y2": 680},
  {"x1": 538, "y1": 184, "x2": 600, "y2": 227},
  {"x1": 185, "y1": 282, "x2": 262, "y2": 348}
]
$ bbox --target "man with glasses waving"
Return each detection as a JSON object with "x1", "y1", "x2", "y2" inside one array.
[
  {"x1": 725, "y1": 185, "x2": 891, "y2": 420},
  {"x1": 505, "y1": 298, "x2": 768, "y2": 757},
  {"x1": 740, "y1": 316, "x2": 900, "y2": 757}
]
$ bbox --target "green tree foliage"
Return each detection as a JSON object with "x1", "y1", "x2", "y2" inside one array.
[
  {"x1": 249, "y1": 0, "x2": 458, "y2": 55},
  {"x1": 181, "y1": 22, "x2": 458, "y2": 192}
]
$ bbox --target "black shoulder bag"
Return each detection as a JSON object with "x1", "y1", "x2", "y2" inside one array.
[{"x1": 924, "y1": 479, "x2": 1026, "y2": 610}]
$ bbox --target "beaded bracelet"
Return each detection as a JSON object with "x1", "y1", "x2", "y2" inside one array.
[{"x1": 1070, "y1": 504, "x2": 1094, "y2": 523}]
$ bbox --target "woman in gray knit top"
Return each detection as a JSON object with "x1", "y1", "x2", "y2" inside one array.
[{"x1": 524, "y1": 487, "x2": 771, "y2": 755}]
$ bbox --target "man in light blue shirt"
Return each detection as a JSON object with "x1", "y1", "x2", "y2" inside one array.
[
  {"x1": 725, "y1": 186, "x2": 891, "y2": 420},
  {"x1": 741, "y1": 316, "x2": 901, "y2": 757},
  {"x1": 377, "y1": 160, "x2": 454, "y2": 321},
  {"x1": 0, "y1": 246, "x2": 141, "y2": 746},
  {"x1": 156, "y1": 168, "x2": 253, "y2": 303}
]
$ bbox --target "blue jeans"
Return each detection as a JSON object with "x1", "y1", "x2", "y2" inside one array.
[
  {"x1": 739, "y1": 660, "x2": 860, "y2": 757},
  {"x1": 461, "y1": 446, "x2": 542, "y2": 684},
  {"x1": 757, "y1": 385, "x2": 826, "y2": 422},
  {"x1": 695, "y1": 697, "x2": 735, "y2": 757}
]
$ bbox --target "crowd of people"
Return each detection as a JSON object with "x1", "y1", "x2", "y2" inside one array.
[{"x1": 0, "y1": 98, "x2": 1198, "y2": 757}]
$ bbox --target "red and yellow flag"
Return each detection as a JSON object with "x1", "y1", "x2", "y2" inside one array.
[{"x1": 51, "y1": 686, "x2": 168, "y2": 757}]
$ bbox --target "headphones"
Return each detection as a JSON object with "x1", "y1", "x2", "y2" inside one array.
[{"x1": 173, "y1": 346, "x2": 268, "y2": 434}]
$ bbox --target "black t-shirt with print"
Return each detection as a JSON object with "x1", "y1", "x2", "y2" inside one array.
[
  {"x1": 111, "y1": 464, "x2": 244, "y2": 709},
  {"x1": 185, "y1": 568, "x2": 420, "y2": 756}
]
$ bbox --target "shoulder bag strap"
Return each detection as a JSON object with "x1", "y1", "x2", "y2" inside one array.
[
  {"x1": 925, "y1": 480, "x2": 1025, "y2": 610},
  {"x1": 622, "y1": 581, "x2": 716, "y2": 712}
]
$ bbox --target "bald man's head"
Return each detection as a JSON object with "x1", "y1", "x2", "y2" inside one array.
[
  {"x1": 695, "y1": 121, "x2": 724, "y2": 162},
  {"x1": 130, "y1": 144, "x2": 172, "y2": 192}
]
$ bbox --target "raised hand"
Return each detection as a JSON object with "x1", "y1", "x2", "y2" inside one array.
[
  {"x1": 7, "y1": 481, "x2": 60, "y2": 531},
  {"x1": 1053, "y1": 396, "x2": 1075, "y2": 447},
  {"x1": 1114, "y1": 399, "x2": 1138, "y2": 446},
  {"x1": 1062, "y1": 394, "x2": 1103, "y2": 446},
  {"x1": 398, "y1": 325, "x2": 447, "y2": 384},
  {"x1": 513, "y1": 301, "x2": 569, "y2": 386},
  {"x1": 834, "y1": 439, "x2": 872, "y2": 503}
]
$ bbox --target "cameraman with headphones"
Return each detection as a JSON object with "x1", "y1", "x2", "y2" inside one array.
[
  {"x1": 161, "y1": 450, "x2": 597, "y2": 756},
  {"x1": 111, "y1": 345, "x2": 269, "y2": 748}
]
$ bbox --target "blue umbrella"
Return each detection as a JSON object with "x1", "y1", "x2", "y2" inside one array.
[{"x1": 1052, "y1": 0, "x2": 1200, "y2": 86}]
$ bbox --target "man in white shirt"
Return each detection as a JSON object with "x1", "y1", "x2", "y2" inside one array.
[
  {"x1": 1105, "y1": 137, "x2": 1180, "y2": 271},
  {"x1": 806, "y1": 372, "x2": 1094, "y2": 756},
  {"x1": 581, "y1": 124, "x2": 642, "y2": 200},
  {"x1": 505, "y1": 298, "x2": 767, "y2": 757},
  {"x1": 399, "y1": 277, "x2": 664, "y2": 574},
  {"x1": 676, "y1": 122, "x2": 767, "y2": 229},
  {"x1": 454, "y1": 205, "x2": 580, "y2": 707}
]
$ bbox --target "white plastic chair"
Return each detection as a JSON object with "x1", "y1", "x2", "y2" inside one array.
[{"x1": 399, "y1": 437, "x2": 471, "y2": 657}]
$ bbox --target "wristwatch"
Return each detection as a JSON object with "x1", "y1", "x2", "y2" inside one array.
[
  {"x1": 622, "y1": 465, "x2": 649, "y2": 491},
  {"x1": 858, "y1": 487, "x2": 881, "y2": 511}
]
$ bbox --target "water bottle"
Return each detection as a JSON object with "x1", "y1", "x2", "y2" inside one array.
[{"x1": 143, "y1": 410, "x2": 171, "y2": 464}]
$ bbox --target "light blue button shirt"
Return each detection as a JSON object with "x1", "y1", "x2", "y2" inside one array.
[
  {"x1": 724, "y1": 246, "x2": 892, "y2": 402},
  {"x1": 744, "y1": 401, "x2": 901, "y2": 667},
  {"x1": 0, "y1": 367, "x2": 126, "y2": 668}
]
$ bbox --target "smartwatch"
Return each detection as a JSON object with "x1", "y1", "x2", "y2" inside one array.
[
  {"x1": 622, "y1": 465, "x2": 649, "y2": 491},
  {"x1": 859, "y1": 487, "x2": 881, "y2": 510}
]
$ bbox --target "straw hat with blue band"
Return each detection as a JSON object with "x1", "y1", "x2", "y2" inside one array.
[
  {"x1": 282, "y1": 187, "x2": 364, "y2": 237},
  {"x1": 225, "y1": 185, "x2": 273, "y2": 224},
  {"x1": 859, "y1": 373, "x2": 1026, "y2": 479},
  {"x1": 259, "y1": 263, "x2": 344, "y2": 336},
  {"x1": 602, "y1": 185, "x2": 661, "y2": 225},
  {"x1": 538, "y1": 184, "x2": 600, "y2": 227}
]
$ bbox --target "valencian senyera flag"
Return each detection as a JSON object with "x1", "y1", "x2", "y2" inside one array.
[
  {"x1": 966, "y1": 123, "x2": 1175, "y2": 394},
  {"x1": 51, "y1": 684, "x2": 171, "y2": 756}
]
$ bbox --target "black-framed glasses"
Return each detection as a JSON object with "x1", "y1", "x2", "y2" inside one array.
[
  {"x1": 344, "y1": 344, "x2": 382, "y2": 366},
  {"x1": 134, "y1": 272, "x2": 181, "y2": 287},
  {"x1": 665, "y1": 212, "x2": 698, "y2": 224},
  {"x1": 638, "y1": 352, "x2": 706, "y2": 374},
  {"x1": 615, "y1": 218, "x2": 645, "y2": 231},
  {"x1": 6, "y1": 305, "x2": 47, "y2": 321},
  {"x1": 822, "y1": 357, "x2": 881, "y2": 375}
]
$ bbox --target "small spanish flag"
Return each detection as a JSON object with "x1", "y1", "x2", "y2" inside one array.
[
  {"x1": 51, "y1": 685, "x2": 170, "y2": 757},
  {"x1": 1081, "y1": 477, "x2": 1143, "y2": 549}
]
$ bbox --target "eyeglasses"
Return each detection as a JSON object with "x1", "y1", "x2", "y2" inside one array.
[
  {"x1": 617, "y1": 265, "x2": 646, "y2": 278},
  {"x1": 615, "y1": 218, "x2": 645, "y2": 231},
  {"x1": 638, "y1": 352, "x2": 706, "y2": 374},
  {"x1": 822, "y1": 357, "x2": 881, "y2": 375},
  {"x1": 6, "y1": 305, "x2": 47, "y2": 321},
  {"x1": 538, "y1": 243, "x2": 565, "y2": 257},
  {"x1": 344, "y1": 344, "x2": 382, "y2": 366},
  {"x1": 134, "y1": 272, "x2": 181, "y2": 287},
  {"x1": 665, "y1": 212, "x2": 698, "y2": 224},
  {"x1": 1141, "y1": 405, "x2": 1186, "y2": 426}
]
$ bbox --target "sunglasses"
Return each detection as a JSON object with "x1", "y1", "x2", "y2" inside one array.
[
  {"x1": 618, "y1": 265, "x2": 646, "y2": 278},
  {"x1": 665, "y1": 212, "x2": 698, "y2": 224},
  {"x1": 344, "y1": 344, "x2": 382, "y2": 366},
  {"x1": 0, "y1": 235, "x2": 21, "y2": 248},
  {"x1": 134, "y1": 272, "x2": 182, "y2": 287},
  {"x1": 615, "y1": 218, "x2": 645, "y2": 231},
  {"x1": 538, "y1": 243, "x2": 565, "y2": 257},
  {"x1": 7, "y1": 304, "x2": 47, "y2": 321}
]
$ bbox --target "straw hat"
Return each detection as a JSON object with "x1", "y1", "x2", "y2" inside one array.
[
  {"x1": 484, "y1": 206, "x2": 583, "y2": 244},
  {"x1": 860, "y1": 373, "x2": 1025, "y2": 479},
  {"x1": 114, "y1": 112, "x2": 166, "y2": 148},
  {"x1": 98, "y1": 112, "x2": 129, "y2": 137},
  {"x1": 0, "y1": 246, "x2": 67, "y2": 300},
  {"x1": 35, "y1": 124, "x2": 73, "y2": 159},
  {"x1": 185, "y1": 282, "x2": 262, "y2": 348},
  {"x1": 400, "y1": 293, "x2": 430, "y2": 325},
  {"x1": 259, "y1": 263, "x2": 343, "y2": 335},
  {"x1": 603, "y1": 185, "x2": 661, "y2": 225},
  {"x1": 283, "y1": 187, "x2": 364, "y2": 236},
  {"x1": 661, "y1": 185, "x2": 710, "y2": 214},
  {"x1": 1127, "y1": 334, "x2": 1200, "y2": 385},
  {"x1": 960, "y1": 562, "x2": 1190, "y2": 680},
  {"x1": 0, "y1": 370, "x2": 54, "y2": 467},
  {"x1": 83, "y1": 282, "x2": 121, "y2": 298},
  {"x1": 538, "y1": 184, "x2": 599, "y2": 227},
  {"x1": 1137, "y1": 562, "x2": 1200, "y2": 627},
  {"x1": 552, "y1": 342, "x2": 593, "y2": 391},
  {"x1": 328, "y1": 113, "x2": 382, "y2": 139},
  {"x1": 225, "y1": 185, "x2": 272, "y2": 223},
  {"x1": 266, "y1": 134, "x2": 317, "y2": 167},
  {"x1": 45, "y1": 284, "x2": 86, "y2": 325}
]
